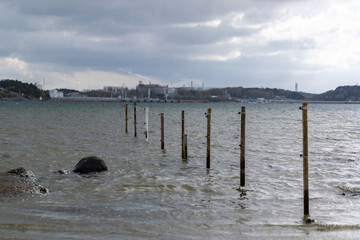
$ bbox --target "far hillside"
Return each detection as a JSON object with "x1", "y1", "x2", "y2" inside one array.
[
  {"x1": 174, "y1": 87, "x2": 306, "y2": 101},
  {"x1": 310, "y1": 85, "x2": 360, "y2": 101},
  {"x1": 0, "y1": 79, "x2": 50, "y2": 100},
  {"x1": 56, "y1": 88, "x2": 80, "y2": 96}
]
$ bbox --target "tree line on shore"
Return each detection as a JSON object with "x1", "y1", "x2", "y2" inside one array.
[
  {"x1": 310, "y1": 85, "x2": 360, "y2": 101},
  {"x1": 0, "y1": 79, "x2": 49, "y2": 100},
  {"x1": 1, "y1": 79, "x2": 360, "y2": 102},
  {"x1": 56, "y1": 86, "x2": 306, "y2": 101}
]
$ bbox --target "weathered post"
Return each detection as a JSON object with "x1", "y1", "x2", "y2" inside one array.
[
  {"x1": 184, "y1": 134, "x2": 188, "y2": 160},
  {"x1": 302, "y1": 102, "x2": 309, "y2": 217},
  {"x1": 182, "y1": 110, "x2": 185, "y2": 159},
  {"x1": 134, "y1": 102, "x2": 137, "y2": 137},
  {"x1": 145, "y1": 107, "x2": 149, "y2": 142},
  {"x1": 240, "y1": 106, "x2": 246, "y2": 187},
  {"x1": 206, "y1": 108, "x2": 211, "y2": 169},
  {"x1": 161, "y1": 113, "x2": 165, "y2": 150},
  {"x1": 125, "y1": 104, "x2": 128, "y2": 133}
]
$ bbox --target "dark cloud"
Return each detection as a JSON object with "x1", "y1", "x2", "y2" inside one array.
[{"x1": 0, "y1": 0, "x2": 357, "y2": 93}]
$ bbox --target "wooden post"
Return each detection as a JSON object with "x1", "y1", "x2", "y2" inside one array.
[
  {"x1": 302, "y1": 102, "x2": 309, "y2": 217},
  {"x1": 184, "y1": 134, "x2": 188, "y2": 160},
  {"x1": 161, "y1": 113, "x2": 165, "y2": 150},
  {"x1": 182, "y1": 110, "x2": 185, "y2": 159},
  {"x1": 125, "y1": 104, "x2": 128, "y2": 133},
  {"x1": 206, "y1": 108, "x2": 211, "y2": 169},
  {"x1": 240, "y1": 106, "x2": 246, "y2": 187},
  {"x1": 134, "y1": 102, "x2": 137, "y2": 137},
  {"x1": 145, "y1": 107, "x2": 149, "y2": 142}
]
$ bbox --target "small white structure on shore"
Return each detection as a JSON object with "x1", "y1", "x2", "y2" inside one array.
[
  {"x1": 49, "y1": 89, "x2": 64, "y2": 98},
  {"x1": 256, "y1": 98, "x2": 265, "y2": 103}
]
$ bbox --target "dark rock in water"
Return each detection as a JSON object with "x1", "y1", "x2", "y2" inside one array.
[
  {"x1": 73, "y1": 156, "x2": 108, "y2": 174},
  {"x1": 0, "y1": 167, "x2": 48, "y2": 196}
]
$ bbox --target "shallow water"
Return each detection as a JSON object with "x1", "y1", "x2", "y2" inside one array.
[{"x1": 1, "y1": 101, "x2": 360, "y2": 239}]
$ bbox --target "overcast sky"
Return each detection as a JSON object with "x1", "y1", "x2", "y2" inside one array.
[{"x1": 1, "y1": 0, "x2": 360, "y2": 93}]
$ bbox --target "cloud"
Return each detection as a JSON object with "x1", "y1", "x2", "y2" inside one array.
[
  {"x1": 190, "y1": 50, "x2": 241, "y2": 61},
  {"x1": 255, "y1": 1, "x2": 360, "y2": 69},
  {"x1": 170, "y1": 77, "x2": 203, "y2": 88},
  {"x1": 0, "y1": 57, "x2": 164, "y2": 91},
  {"x1": 174, "y1": 19, "x2": 222, "y2": 28},
  {"x1": 45, "y1": 69, "x2": 166, "y2": 91},
  {"x1": 231, "y1": 13, "x2": 264, "y2": 29},
  {"x1": 0, "y1": 57, "x2": 33, "y2": 79},
  {"x1": 46, "y1": 70, "x2": 141, "y2": 90},
  {"x1": 1, "y1": 0, "x2": 360, "y2": 93}
]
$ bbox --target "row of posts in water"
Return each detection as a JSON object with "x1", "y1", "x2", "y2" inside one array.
[
  {"x1": 123, "y1": 103, "x2": 246, "y2": 183},
  {"x1": 123, "y1": 102, "x2": 310, "y2": 221}
]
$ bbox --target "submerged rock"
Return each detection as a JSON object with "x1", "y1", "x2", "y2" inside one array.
[
  {"x1": 55, "y1": 169, "x2": 70, "y2": 174},
  {"x1": 0, "y1": 167, "x2": 48, "y2": 196},
  {"x1": 305, "y1": 218, "x2": 317, "y2": 224},
  {"x1": 73, "y1": 156, "x2": 108, "y2": 174},
  {"x1": 7, "y1": 167, "x2": 35, "y2": 179}
]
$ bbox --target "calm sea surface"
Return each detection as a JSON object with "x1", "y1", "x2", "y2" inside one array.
[{"x1": 1, "y1": 101, "x2": 360, "y2": 239}]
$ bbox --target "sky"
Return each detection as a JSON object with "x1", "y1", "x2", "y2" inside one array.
[{"x1": 1, "y1": 0, "x2": 360, "y2": 93}]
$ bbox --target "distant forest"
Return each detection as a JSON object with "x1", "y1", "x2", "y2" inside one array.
[
  {"x1": 310, "y1": 85, "x2": 360, "y2": 101},
  {"x1": 175, "y1": 87, "x2": 305, "y2": 101},
  {"x1": 0, "y1": 79, "x2": 49, "y2": 100}
]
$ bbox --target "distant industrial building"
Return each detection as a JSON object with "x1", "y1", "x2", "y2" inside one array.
[
  {"x1": 136, "y1": 81, "x2": 168, "y2": 96},
  {"x1": 167, "y1": 88, "x2": 177, "y2": 95}
]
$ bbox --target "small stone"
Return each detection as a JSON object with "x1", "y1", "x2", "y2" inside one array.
[
  {"x1": 305, "y1": 218, "x2": 317, "y2": 224},
  {"x1": 56, "y1": 169, "x2": 70, "y2": 174}
]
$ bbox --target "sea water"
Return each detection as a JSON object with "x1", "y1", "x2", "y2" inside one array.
[{"x1": 0, "y1": 101, "x2": 360, "y2": 239}]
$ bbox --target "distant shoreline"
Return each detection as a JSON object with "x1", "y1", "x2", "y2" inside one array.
[
  {"x1": 2, "y1": 97, "x2": 360, "y2": 104},
  {"x1": 45, "y1": 97, "x2": 360, "y2": 104},
  {"x1": 49, "y1": 97, "x2": 180, "y2": 103}
]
